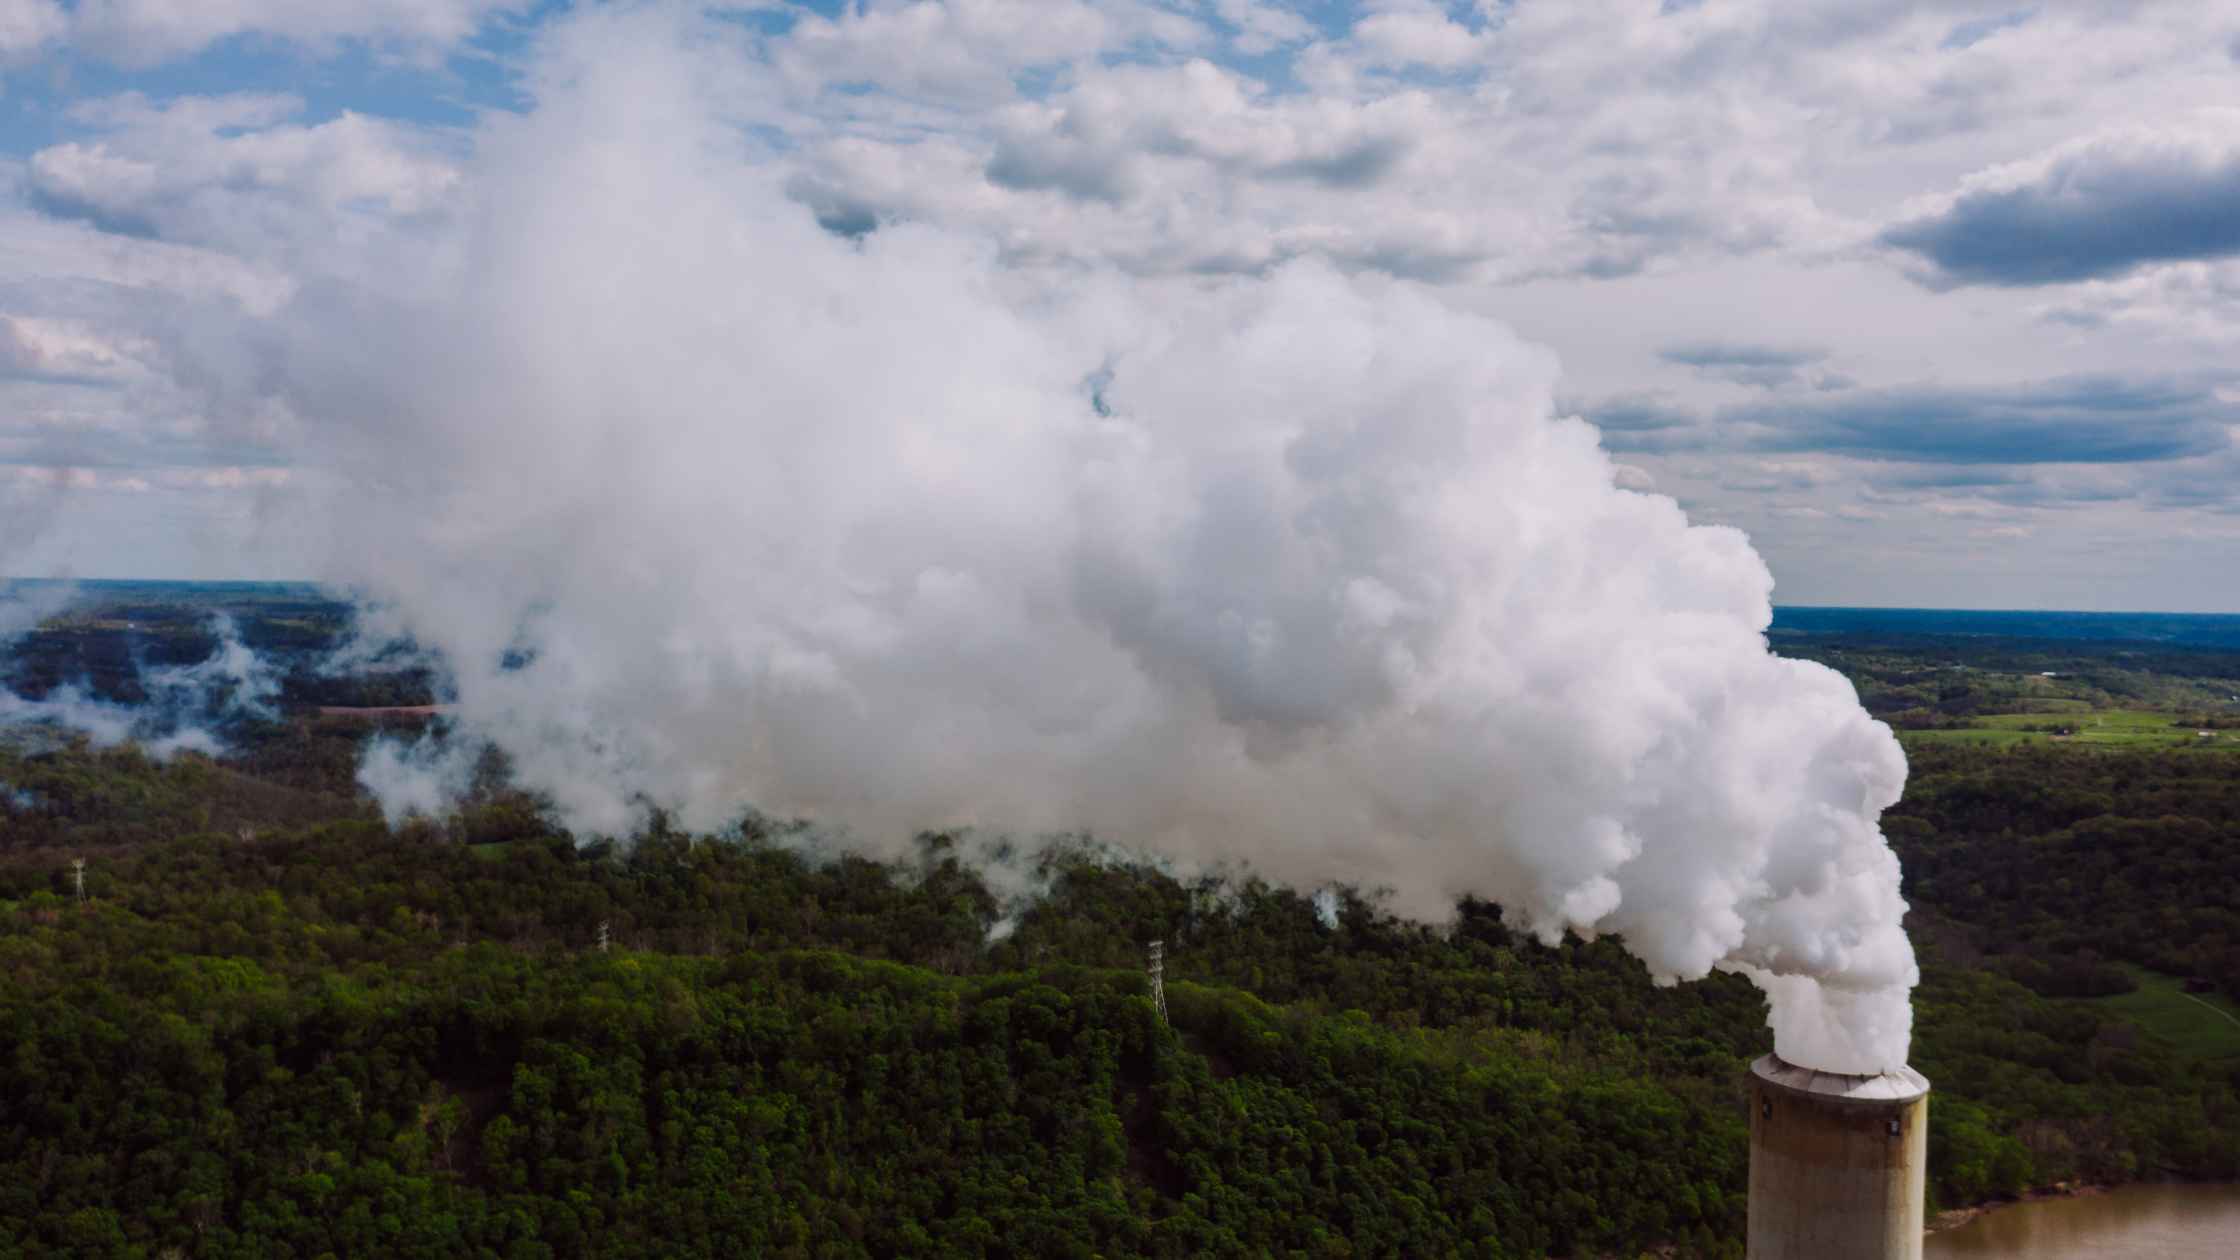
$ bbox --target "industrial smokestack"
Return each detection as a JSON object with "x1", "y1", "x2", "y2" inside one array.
[{"x1": 1747, "y1": 1054, "x2": 1930, "y2": 1260}]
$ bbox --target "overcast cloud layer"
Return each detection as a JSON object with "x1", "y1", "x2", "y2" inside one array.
[{"x1": 1, "y1": 0, "x2": 2238, "y2": 604}]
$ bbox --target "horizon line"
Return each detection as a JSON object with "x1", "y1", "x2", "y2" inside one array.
[{"x1": 8, "y1": 577, "x2": 2240, "y2": 619}]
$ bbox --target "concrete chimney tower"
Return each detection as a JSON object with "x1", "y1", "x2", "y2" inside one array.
[{"x1": 1746, "y1": 1054, "x2": 1931, "y2": 1260}]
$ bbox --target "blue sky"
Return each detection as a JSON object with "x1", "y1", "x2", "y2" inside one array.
[{"x1": 3, "y1": 1, "x2": 2239, "y2": 609}]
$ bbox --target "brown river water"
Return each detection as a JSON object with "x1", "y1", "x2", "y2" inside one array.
[{"x1": 1923, "y1": 1183, "x2": 2240, "y2": 1258}]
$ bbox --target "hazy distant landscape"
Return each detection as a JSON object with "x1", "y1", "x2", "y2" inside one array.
[{"x1": 2, "y1": 583, "x2": 2234, "y2": 1257}]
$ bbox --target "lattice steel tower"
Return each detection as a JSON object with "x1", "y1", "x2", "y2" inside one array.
[{"x1": 1147, "y1": 939, "x2": 1168, "y2": 1026}]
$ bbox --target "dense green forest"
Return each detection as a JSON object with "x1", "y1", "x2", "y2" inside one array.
[
  {"x1": 2, "y1": 746, "x2": 2236, "y2": 1257},
  {"x1": 0, "y1": 590, "x2": 2237, "y2": 1256},
  {"x1": 1889, "y1": 743, "x2": 2240, "y2": 1003}
]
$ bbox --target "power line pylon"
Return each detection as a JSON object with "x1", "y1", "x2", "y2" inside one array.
[{"x1": 1148, "y1": 939, "x2": 1168, "y2": 1027}]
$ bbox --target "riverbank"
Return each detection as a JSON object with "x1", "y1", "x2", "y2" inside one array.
[
  {"x1": 1929, "y1": 1181, "x2": 2110, "y2": 1233},
  {"x1": 1924, "y1": 1181, "x2": 2240, "y2": 1258}
]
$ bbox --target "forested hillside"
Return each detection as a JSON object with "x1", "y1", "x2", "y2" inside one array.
[
  {"x1": 1889, "y1": 743, "x2": 2240, "y2": 1004},
  {"x1": 1, "y1": 770, "x2": 2236, "y2": 1257},
  {"x1": 2, "y1": 593, "x2": 2238, "y2": 1256}
]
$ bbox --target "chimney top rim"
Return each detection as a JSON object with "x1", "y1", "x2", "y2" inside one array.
[{"x1": 1751, "y1": 1053, "x2": 1930, "y2": 1103}]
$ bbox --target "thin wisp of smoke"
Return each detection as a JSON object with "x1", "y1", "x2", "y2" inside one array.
[
  {"x1": 0, "y1": 581, "x2": 77, "y2": 647},
  {"x1": 225, "y1": 10, "x2": 1918, "y2": 1071},
  {"x1": 0, "y1": 611, "x2": 280, "y2": 760}
]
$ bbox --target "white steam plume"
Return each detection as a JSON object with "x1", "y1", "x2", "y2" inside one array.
[
  {"x1": 237, "y1": 10, "x2": 1913, "y2": 1072},
  {"x1": 359, "y1": 731, "x2": 476, "y2": 827}
]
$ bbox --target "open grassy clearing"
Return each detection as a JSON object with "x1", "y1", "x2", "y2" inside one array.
[
  {"x1": 2092, "y1": 967, "x2": 2240, "y2": 1060},
  {"x1": 1978, "y1": 708, "x2": 2221, "y2": 739},
  {"x1": 1902, "y1": 708, "x2": 2239, "y2": 749}
]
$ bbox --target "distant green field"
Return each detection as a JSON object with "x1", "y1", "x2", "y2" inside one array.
[
  {"x1": 1902, "y1": 708, "x2": 2237, "y2": 750},
  {"x1": 1899, "y1": 727, "x2": 2037, "y2": 747},
  {"x1": 2093, "y1": 967, "x2": 2240, "y2": 1060}
]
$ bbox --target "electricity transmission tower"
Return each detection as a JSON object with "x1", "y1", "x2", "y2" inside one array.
[
  {"x1": 597, "y1": 920, "x2": 611, "y2": 953},
  {"x1": 1148, "y1": 939, "x2": 1168, "y2": 1027},
  {"x1": 70, "y1": 858, "x2": 85, "y2": 902}
]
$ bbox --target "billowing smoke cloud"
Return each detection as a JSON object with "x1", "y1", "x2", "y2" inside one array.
[
  {"x1": 0, "y1": 612, "x2": 280, "y2": 759},
  {"x1": 224, "y1": 9, "x2": 1911, "y2": 1072}
]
